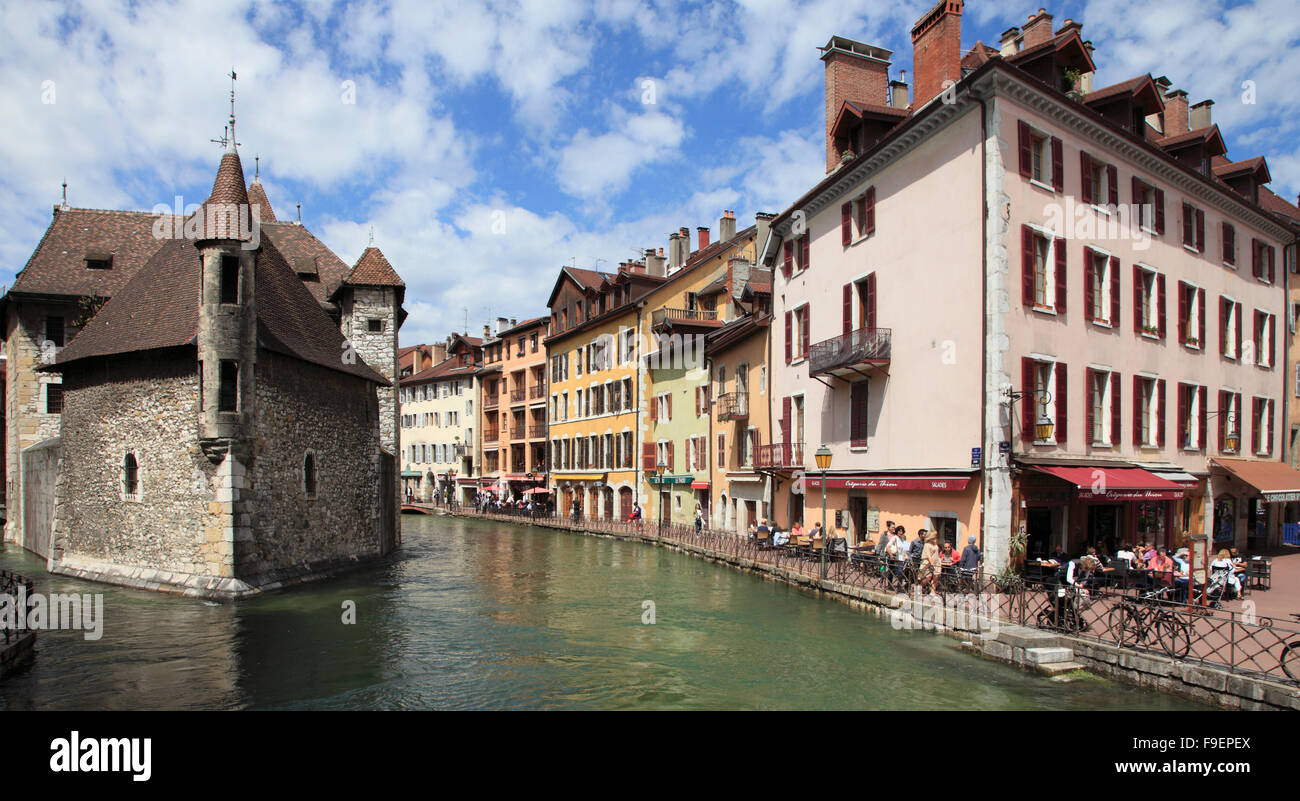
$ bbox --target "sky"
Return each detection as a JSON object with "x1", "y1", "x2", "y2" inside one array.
[{"x1": 2, "y1": 0, "x2": 1297, "y2": 347}]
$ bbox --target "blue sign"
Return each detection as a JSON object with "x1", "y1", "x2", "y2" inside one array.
[
  {"x1": 998, "y1": 441, "x2": 1011, "y2": 454},
  {"x1": 971, "y1": 447, "x2": 982, "y2": 467}
]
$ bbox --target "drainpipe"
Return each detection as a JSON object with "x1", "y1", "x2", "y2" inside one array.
[
  {"x1": 977, "y1": 90, "x2": 991, "y2": 559},
  {"x1": 635, "y1": 303, "x2": 644, "y2": 504}
]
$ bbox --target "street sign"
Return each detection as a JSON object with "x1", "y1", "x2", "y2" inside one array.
[{"x1": 971, "y1": 447, "x2": 982, "y2": 468}]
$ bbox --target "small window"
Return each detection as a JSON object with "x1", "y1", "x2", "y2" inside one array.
[
  {"x1": 123, "y1": 453, "x2": 139, "y2": 498},
  {"x1": 46, "y1": 383, "x2": 64, "y2": 414},
  {"x1": 303, "y1": 452, "x2": 317, "y2": 498},
  {"x1": 85, "y1": 256, "x2": 113, "y2": 270},
  {"x1": 45, "y1": 316, "x2": 65, "y2": 347},
  {"x1": 220, "y1": 255, "x2": 240, "y2": 304},
  {"x1": 218, "y1": 360, "x2": 238, "y2": 412},
  {"x1": 368, "y1": 318, "x2": 384, "y2": 333}
]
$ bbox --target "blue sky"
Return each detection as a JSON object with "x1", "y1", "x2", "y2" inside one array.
[{"x1": 2, "y1": 0, "x2": 1297, "y2": 346}]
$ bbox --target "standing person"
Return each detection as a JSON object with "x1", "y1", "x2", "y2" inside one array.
[
  {"x1": 958, "y1": 535, "x2": 983, "y2": 573},
  {"x1": 919, "y1": 533, "x2": 941, "y2": 595},
  {"x1": 694, "y1": 506, "x2": 704, "y2": 536},
  {"x1": 874, "y1": 523, "x2": 894, "y2": 557}
]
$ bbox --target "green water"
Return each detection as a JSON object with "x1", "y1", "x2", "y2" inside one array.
[{"x1": 0, "y1": 515, "x2": 1206, "y2": 709}]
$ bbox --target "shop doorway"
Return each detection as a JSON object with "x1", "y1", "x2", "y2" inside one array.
[
  {"x1": 788, "y1": 492, "x2": 804, "y2": 529},
  {"x1": 1087, "y1": 504, "x2": 1121, "y2": 553},
  {"x1": 1247, "y1": 499, "x2": 1268, "y2": 551},
  {"x1": 930, "y1": 515, "x2": 957, "y2": 548},
  {"x1": 850, "y1": 497, "x2": 871, "y2": 546},
  {"x1": 1026, "y1": 507, "x2": 1053, "y2": 560}
]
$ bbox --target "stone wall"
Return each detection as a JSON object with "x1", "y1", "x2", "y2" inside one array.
[
  {"x1": 20, "y1": 436, "x2": 60, "y2": 560},
  {"x1": 245, "y1": 350, "x2": 388, "y2": 576}
]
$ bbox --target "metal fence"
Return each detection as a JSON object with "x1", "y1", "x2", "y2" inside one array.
[
  {"x1": 1, "y1": 569, "x2": 35, "y2": 646},
  {"x1": 438, "y1": 508, "x2": 1300, "y2": 685}
]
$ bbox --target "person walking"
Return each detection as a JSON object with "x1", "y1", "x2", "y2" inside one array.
[
  {"x1": 694, "y1": 506, "x2": 704, "y2": 536},
  {"x1": 919, "y1": 532, "x2": 941, "y2": 595}
]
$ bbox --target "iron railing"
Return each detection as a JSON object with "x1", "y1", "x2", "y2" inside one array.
[
  {"x1": 484, "y1": 395, "x2": 499, "y2": 409},
  {"x1": 529, "y1": 384, "x2": 547, "y2": 400},
  {"x1": 755, "y1": 442, "x2": 803, "y2": 469},
  {"x1": 509, "y1": 388, "x2": 527, "y2": 403},
  {"x1": 808, "y1": 326, "x2": 891, "y2": 376},
  {"x1": 484, "y1": 427, "x2": 500, "y2": 442},
  {"x1": 715, "y1": 391, "x2": 748, "y2": 421},
  {"x1": 651, "y1": 307, "x2": 719, "y2": 328},
  {"x1": 1, "y1": 569, "x2": 35, "y2": 646}
]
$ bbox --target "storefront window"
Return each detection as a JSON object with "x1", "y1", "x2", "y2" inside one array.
[
  {"x1": 1135, "y1": 502, "x2": 1167, "y2": 547},
  {"x1": 1214, "y1": 497, "x2": 1236, "y2": 543}
]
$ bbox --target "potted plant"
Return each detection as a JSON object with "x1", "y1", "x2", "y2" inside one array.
[{"x1": 840, "y1": 149, "x2": 855, "y2": 164}]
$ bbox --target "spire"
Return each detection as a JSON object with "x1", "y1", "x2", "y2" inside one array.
[{"x1": 226, "y1": 68, "x2": 238, "y2": 155}]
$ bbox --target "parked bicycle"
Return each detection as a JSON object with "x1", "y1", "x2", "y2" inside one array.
[
  {"x1": 1108, "y1": 586, "x2": 1191, "y2": 659},
  {"x1": 1282, "y1": 614, "x2": 1300, "y2": 682}
]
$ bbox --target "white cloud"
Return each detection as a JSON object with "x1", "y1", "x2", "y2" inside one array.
[{"x1": 556, "y1": 109, "x2": 687, "y2": 199}]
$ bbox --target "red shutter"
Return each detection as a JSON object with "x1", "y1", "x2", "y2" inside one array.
[
  {"x1": 1177, "y1": 281, "x2": 1188, "y2": 344},
  {"x1": 1235, "y1": 303, "x2": 1243, "y2": 358},
  {"x1": 801, "y1": 235, "x2": 810, "y2": 271},
  {"x1": 1157, "y1": 273, "x2": 1166, "y2": 339},
  {"x1": 668, "y1": 440, "x2": 675, "y2": 471},
  {"x1": 642, "y1": 442, "x2": 656, "y2": 471},
  {"x1": 1022, "y1": 226, "x2": 1036, "y2": 306},
  {"x1": 1054, "y1": 238, "x2": 1067, "y2": 312},
  {"x1": 694, "y1": 388, "x2": 700, "y2": 417},
  {"x1": 842, "y1": 283, "x2": 852, "y2": 336},
  {"x1": 1018, "y1": 120, "x2": 1033, "y2": 178},
  {"x1": 1195, "y1": 209, "x2": 1205, "y2": 252},
  {"x1": 1109, "y1": 256, "x2": 1120, "y2": 327},
  {"x1": 1269, "y1": 246, "x2": 1277, "y2": 284},
  {"x1": 865, "y1": 273, "x2": 877, "y2": 331},
  {"x1": 1083, "y1": 248, "x2": 1095, "y2": 322},
  {"x1": 1223, "y1": 224, "x2": 1235, "y2": 264},
  {"x1": 801, "y1": 307, "x2": 810, "y2": 356},
  {"x1": 1055, "y1": 363, "x2": 1067, "y2": 444},
  {"x1": 783, "y1": 240, "x2": 793, "y2": 277},
  {"x1": 1132, "y1": 265, "x2": 1142, "y2": 334},
  {"x1": 1132, "y1": 176, "x2": 1143, "y2": 222},
  {"x1": 667, "y1": 393, "x2": 672, "y2": 420},
  {"x1": 1080, "y1": 151, "x2": 1093, "y2": 204},
  {"x1": 1197, "y1": 290, "x2": 1205, "y2": 351},
  {"x1": 1234, "y1": 393, "x2": 1242, "y2": 450},
  {"x1": 1219, "y1": 297, "x2": 1228, "y2": 355},
  {"x1": 1269, "y1": 399, "x2": 1276, "y2": 455},
  {"x1": 1107, "y1": 165, "x2": 1119, "y2": 206},
  {"x1": 1050, "y1": 136, "x2": 1064, "y2": 192},
  {"x1": 1177, "y1": 384, "x2": 1188, "y2": 448},
  {"x1": 1198, "y1": 386, "x2": 1208, "y2": 450},
  {"x1": 1270, "y1": 313, "x2": 1277, "y2": 368},
  {"x1": 1132, "y1": 375, "x2": 1142, "y2": 447},
  {"x1": 781, "y1": 397, "x2": 792, "y2": 444},
  {"x1": 841, "y1": 202, "x2": 852, "y2": 247},
  {"x1": 850, "y1": 380, "x2": 869, "y2": 444},
  {"x1": 1085, "y1": 368, "x2": 1095, "y2": 444},
  {"x1": 1156, "y1": 379, "x2": 1166, "y2": 447},
  {"x1": 784, "y1": 311, "x2": 792, "y2": 363},
  {"x1": 1111, "y1": 372, "x2": 1121, "y2": 446},
  {"x1": 1022, "y1": 358, "x2": 1035, "y2": 442},
  {"x1": 1253, "y1": 398, "x2": 1262, "y2": 454},
  {"x1": 1182, "y1": 204, "x2": 1194, "y2": 248},
  {"x1": 865, "y1": 186, "x2": 876, "y2": 235},
  {"x1": 1252, "y1": 238, "x2": 1261, "y2": 279},
  {"x1": 1154, "y1": 188, "x2": 1165, "y2": 235},
  {"x1": 650, "y1": 394, "x2": 657, "y2": 422},
  {"x1": 1218, "y1": 390, "x2": 1228, "y2": 451}
]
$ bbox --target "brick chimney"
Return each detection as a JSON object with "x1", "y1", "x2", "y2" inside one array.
[
  {"x1": 911, "y1": 0, "x2": 963, "y2": 108},
  {"x1": 819, "y1": 35, "x2": 892, "y2": 172},
  {"x1": 1163, "y1": 89, "x2": 1189, "y2": 136},
  {"x1": 697, "y1": 226, "x2": 710, "y2": 251},
  {"x1": 1022, "y1": 9, "x2": 1054, "y2": 48},
  {"x1": 719, "y1": 209, "x2": 737, "y2": 243}
]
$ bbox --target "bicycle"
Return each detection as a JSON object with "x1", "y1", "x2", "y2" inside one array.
[
  {"x1": 1108, "y1": 586, "x2": 1191, "y2": 659},
  {"x1": 1281, "y1": 614, "x2": 1300, "y2": 682},
  {"x1": 1035, "y1": 583, "x2": 1088, "y2": 633}
]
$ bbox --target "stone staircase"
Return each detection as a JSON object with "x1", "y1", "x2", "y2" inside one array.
[{"x1": 963, "y1": 624, "x2": 1088, "y2": 679}]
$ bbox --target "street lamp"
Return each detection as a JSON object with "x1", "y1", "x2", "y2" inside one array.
[
  {"x1": 815, "y1": 445, "x2": 832, "y2": 580},
  {"x1": 1207, "y1": 409, "x2": 1240, "y2": 452},
  {"x1": 656, "y1": 458, "x2": 668, "y2": 541},
  {"x1": 1004, "y1": 386, "x2": 1055, "y2": 444}
]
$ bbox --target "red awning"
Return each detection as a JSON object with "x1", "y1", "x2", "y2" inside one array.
[
  {"x1": 801, "y1": 475, "x2": 971, "y2": 491},
  {"x1": 1035, "y1": 466, "x2": 1184, "y2": 500},
  {"x1": 1212, "y1": 458, "x2": 1300, "y2": 502},
  {"x1": 690, "y1": 480, "x2": 710, "y2": 489},
  {"x1": 523, "y1": 487, "x2": 551, "y2": 495}
]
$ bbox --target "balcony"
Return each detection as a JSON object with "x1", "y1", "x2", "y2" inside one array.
[
  {"x1": 809, "y1": 327, "x2": 891, "y2": 379},
  {"x1": 755, "y1": 443, "x2": 804, "y2": 470},
  {"x1": 528, "y1": 425, "x2": 546, "y2": 440},
  {"x1": 651, "y1": 307, "x2": 721, "y2": 332},
  {"x1": 509, "y1": 388, "x2": 527, "y2": 404},
  {"x1": 484, "y1": 427, "x2": 500, "y2": 443},
  {"x1": 529, "y1": 384, "x2": 547, "y2": 400},
  {"x1": 715, "y1": 391, "x2": 748, "y2": 421},
  {"x1": 453, "y1": 443, "x2": 469, "y2": 457},
  {"x1": 484, "y1": 394, "x2": 499, "y2": 409}
]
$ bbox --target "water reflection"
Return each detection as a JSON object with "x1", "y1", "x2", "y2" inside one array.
[{"x1": 1, "y1": 515, "x2": 1207, "y2": 710}]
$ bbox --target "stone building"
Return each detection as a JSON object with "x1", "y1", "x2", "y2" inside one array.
[
  {"x1": 398, "y1": 332, "x2": 483, "y2": 504},
  {"x1": 3, "y1": 134, "x2": 405, "y2": 598}
]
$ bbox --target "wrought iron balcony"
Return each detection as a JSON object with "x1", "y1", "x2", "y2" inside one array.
[
  {"x1": 453, "y1": 443, "x2": 469, "y2": 457},
  {"x1": 484, "y1": 427, "x2": 500, "y2": 443},
  {"x1": 529, "y1": 384, "x2": 547, "y2": 400},
  {"x1": 484, "y1": 394, "x2": 499, "y2": 409},
  {"x1": 755, "y1": 442, "x2": 804, "y2": 469},
  {"x1": 528, "y1": 425, "x2": 546, "y2": 439},
  {"x1": 715, "y1": 391, "x2": 748, "y2": 421},
  {"x1": 509, "y1": 388, "x2": 527, "y2": 404},
  {"x1": 809, "y1": 327, "x2": 891, "y2": 378},
  {"x1": 651, "y1": 306, "x2": 720, "y2": 330}
]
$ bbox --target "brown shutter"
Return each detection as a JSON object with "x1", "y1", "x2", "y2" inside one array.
[
  {"x1": 1050, "y1": 136, "x2": 1064, "y2": 192},
  {"x1": 1111, "y1": 372, "x2": 1121, "y2": 446},
  {"x1": 1055, "y1": 363, "x2": 1067, "y2": 444},
  {"x1": 850, "y1": 380, "x2": 869, "y2": 444},
  {"x1": 668, "y1": 440, "x2": 675, "y2": 471},
  {"x1": 781, "y1": 397, "x2": 792, "y2": 444},
  {"x1": 1085, "y1": 368, "x2": 1095, "y2": 444},
  {"x1": 1022, "y1": 358, "x2": 1035, "y2": 442},
  {"x1": 1252, "y1": 238, "x2": 1261, "y2": 279},
  {"x1": 1156, "y1": 379, "x2": 1166, "y2": 447},
  {"x1": 1022, "y1": 226, "x2": 1036, "y2": 306},
  {"x1": 1154, "y1": 188, "x2": 1165, "y2": 235},
  {"x1": 784, "y1": 311, "x2": 792, "y2": 363},
  {"x1": 865, "y1": 273, "x2": 877, "y2": 330},
  {"x1": 1109, "y1": 256, "x2": 1120, "y2": 327},
  {"x1": 694, "y1": 388, "x2": 700, "y2": 417},
  {"x1": 1018, "y1": 120, "x2": 1033, "y2": 178},
  {"x1": 1055, "y1": 238, "x2": 1067, "y2": 312},
  {"x1": 1157, "y1": 273, "x2": 1167, "y2": 339},
  {"x1": 1083, "y1": 248, "x2": 1095, "y2": 322},
  {"x1": 842, "y1": 283, "x2": 852, "y2": 336},
  {"x1": 1107, "y1": 164, "x2": 1119, "y2": 206},
  {"x1": 1133, "y1": 265, "x2": 1143, "y2": 334},
  {"x1": 1080, "y1": 151, "x2": 1093, "y2": 204},
  {"x1": 650, "y1": 394, "x2": 657, "y2": 422},
  {"x1": 1183, "y1": 204, "x2": 1194, "y2": 248},
  {"x1": 642, "y1": 442, "x2": 656, "y2": 471},
  {"x1": 1133, "y1": 375, "x2": 1143, "y2": 447},
  {"x1": 865, "y1": 186, "x2": 876, "y2": 234},
  {"x1": 841, "y1": 202, "x2": 852, "y2": 247},
  {"x1": 667, "y1": 393, "x2": 672, "y2": 420},
  {"x1": 1269, "y1": 245, "x2": 1276, "y2": 284},
  {"x1": 783, "y1": 240, "x2": 793, "y2": 277},
  {"x1": 1198, "y1": 386, "x2": 1208, "y2": 450},
  {"x1": 1132, "y1": 176, "x2": 1143, "y2": 222}
]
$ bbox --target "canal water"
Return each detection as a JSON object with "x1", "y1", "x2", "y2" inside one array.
[{"x1": 1, "y1": 515, "x2": 1206, "y2": 710}]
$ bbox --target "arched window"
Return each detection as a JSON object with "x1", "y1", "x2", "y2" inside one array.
[
  {"x1": 303, "y1": 452, "x2": 317, "y2": 498},
  {"x1": 123, "y1": 453, "x2": 139, "y2": 499}
]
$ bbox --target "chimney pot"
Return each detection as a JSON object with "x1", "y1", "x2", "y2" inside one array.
[
  {"x1": 1022, "y1": 8, "x2": 1054, "y2": 48},
  {"x1": 697, "y1": 226, "x2": 710, "y2": 251},
  {"x1": 910, "y1": 0, "x2": 964, "y2": 108}
]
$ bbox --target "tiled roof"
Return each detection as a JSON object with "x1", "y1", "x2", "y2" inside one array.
[
  {"x1": 10, "y1": 208, "x2": 181, "y2": 298},
  {"x1": 188, "y1": 151, "x2": 254, "y2": 242},
  {"x1": 960, "y1": 42, "x2": 998, "y2": 70},
  {"x1": 1085, "y1": 75, "x2": 1155, "y2": 105},
  {"x1": 344, "y1": 246, "x2": 405, "y2": 288},
  {"x1": 261, "y1": 222, "x2": 352, "y2": 303},
  {"x1": 402, "y1": 356, "x2": 480, "y2": 385},
  {"x1": 53, "y1": 233, "x2": 389, "y2": 385},
  {"x1": 247, "y1": 180, "x2": 277, "y2": 222},
  {"x1": 1213, "y1": 157, "x2": 1269, "y2": 180},
  {"x1": 1156, "y1": 125, "x2": 1220, "y2": 148},
  {"x1": 1259, "y1": 188, "x2": 1300, "y2": 223}
]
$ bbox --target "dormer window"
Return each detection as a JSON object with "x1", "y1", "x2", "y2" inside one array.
[{"x1": 85, "y1": 254, "x2": 112, "y2": 270}]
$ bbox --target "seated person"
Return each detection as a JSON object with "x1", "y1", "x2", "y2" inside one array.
[
  {"x1": 1149, "y1": 547, "x2": 1175, "y2": 586},
  {"x1": 756, "y1": 519, "x2": 771, "y2": 535},
  {"x1": 940, "y1": 541, "x2": 958, "y2": 565},
  {"x1": 791, "y1": 521, "x2": 805, "y2": 540},
  {"x1": 1210, "y1": 549, "x2": 1242, "y2": 599},
  {"x1": 772, "y1": 527, "x2": 789, "y2": 546}
]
